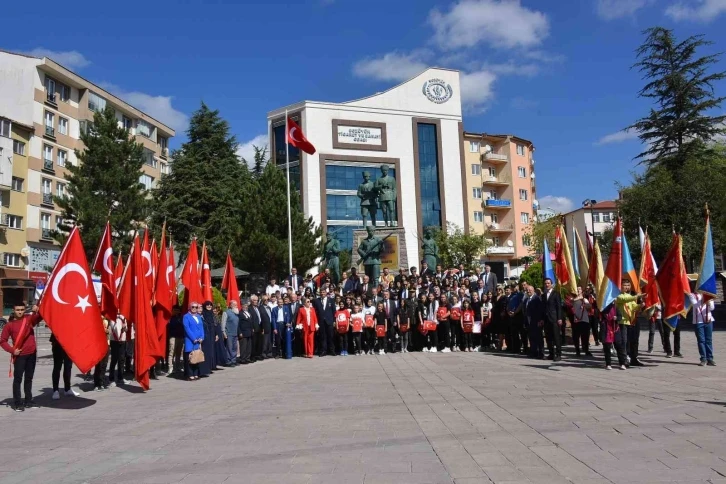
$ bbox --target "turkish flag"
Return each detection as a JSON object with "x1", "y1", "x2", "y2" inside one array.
[
  {"x1": 92, "y1": 222, "x2": 117, "y2": 321},
  {"x1": 153, "y1": 234, "x2": 173, "y2": 357},
  {"x1": 117, "y1": 235, "x2": 160, "y2": 390},
  {"x1": 221, "y1": 252, "x2": 240, "y2": 307},
  {"x1": 201, "y1": 242, "x2": 213, "y2": 302},
  {"x1": 639, "y1": 234, "x2": 659, "y2": 310},
  {"x1": 169, "y1": 244, "x2": 178, "y2": 305},
  {"x1": 141, "y1": 231, "x2": 154, "y2": 296},
  {"x1": 287, "y1": 117, "x2": 316, "y2": 155},
  {"x1": 554, "y1": 225, "x2": 570, "y2": 287},
  {"x1": 181, "y1": 239, "x2": 203, "y2": 311},
  {"x1": 150, "y1": 239, "x2": 158, "y2": 294},
  {"x1": 113, "y1": 251, "x2": 124, "y2": 296},
  {"x1": 39, "y1": 227, "x2": 108, "y2": 374}
]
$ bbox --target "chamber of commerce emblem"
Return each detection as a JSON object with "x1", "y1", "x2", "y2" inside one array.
[{"x1": 422, "y1": 79, "x2": 453, "y2": 104}]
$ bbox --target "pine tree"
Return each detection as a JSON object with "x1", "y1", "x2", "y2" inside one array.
[
  {"x1": 150, "y1": 103, "x2": 251, "y2": 267},
  {"x1": 55, "y1": 107, "x2": 147, "y2": 261},
  {"x1": 629, "y1": 27, "x2": 726, "y2": 168}
]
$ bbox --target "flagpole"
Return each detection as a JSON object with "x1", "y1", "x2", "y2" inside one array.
[{"x1": 285, "y1": 109, "x2": 293, "y2": 274}]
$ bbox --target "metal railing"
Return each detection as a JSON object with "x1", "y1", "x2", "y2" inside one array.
[
  {"x1": 43, "y1": 159, "x2": 54, "y2": 171},
  {"x1": 41, "y1": 228, "x2": 53, "y2": 240},
  {"x1": 46, "y1": 91, "x2": 57, "y2": 104},
  {"x1": 42, "y1": 193, "x2": 53, "y2": 205},
  {"x1": 485, "y1": 198, "x2": 512, "y2": 208},
  {"x1": 45, "y1": 125, "x2": 55, "y2": 137}
]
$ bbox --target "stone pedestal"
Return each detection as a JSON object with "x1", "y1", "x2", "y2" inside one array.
[{"x1": 352, "y1": 227, "x2": 408, "y2": 273}]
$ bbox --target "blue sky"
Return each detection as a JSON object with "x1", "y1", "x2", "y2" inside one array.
[{"x1": 6, "y1": 0, "x2": 726, "y2": 213}]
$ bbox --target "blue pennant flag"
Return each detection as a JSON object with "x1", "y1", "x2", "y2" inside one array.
[
  {"x1": 543, "y1": 238, "x2": 556, "y2": 286},
  {"x1": 697, "y1": 210, "x2": 717, "y2": 301}
]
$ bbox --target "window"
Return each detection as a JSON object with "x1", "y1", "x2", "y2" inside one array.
[
  {"x1": 44, "y1": 111, "x2": 54, "y2": 129},
  {"x1": 11, "y1": 177, "x2": 23, "y2": 191},
  {"x1": 7, "y1": 215, "x2": 22, "y2": 229},
  {"x1": 41, "y1": 213, "x2": 51, "y2": 230},
  {"x1": 491, "y1": 214, "x2": 499, "y2": 224},
  {"x1": 473, "y1": 211, "x2": 484, "y2": 223},
  {"x1": 122, "y1": 115, "x2": 133, "y2": 130},
  {"x1": 3, "y1": 253, "x2": 21, "y2": 267},
  {"x1": 471, "y1": 164, "x2": 481, "y2": 176},
  {"x1": 472, "y1": 187, "x2": 482, "y2": 199},
  {"x1": 43, "y1": 144, "x2": 53, "y2": 163},
  {"x1": 521, "y1": 212, "x2": 530, "y2": 224},
  {"x1": 12, "y1": 140, "x2": 25, "y2": 156},
  {"x1": 523, "y1": 235, "x2": 531, "y2": 247},
  {"x1": 160, "y1": 163, "x2": 170, "y2": 175},
  {"x1": 136, "y1": 120, "x2": 152, "y2": 138},
  {"x1": 44, "y1": 76, "x2": 55, "y2": 97},
  {"x1": 139, "y1": 174, "x2": 154, "y2": 190},
  {"x1": 57, "y1": 149, "x2": 67, "y2": 167},
  {"x1": 0, "y1": 119, "x2": 9, "y2": 137},
  {"x1": 516, "y1": 144, "x2": 525, "y2": 156},
  {"x1": 417, "y1": 123, "x2": 443, "y2": 229},
  {"x1": 519, "y1": 189, "x2": 528, "y2": 201},
  {"x1": 326, "y1": 194, "x2": 363, "y2": 220},
  {"x1": 470, "y1": 141, "x2": 480, "y2": 153},
  {"x1": 592, "y1": 212, "x2": 601, "y2": 223},
  {"x1": 492, "y1": 237, "x2": 501, "y2": 246},
  {"x1": 143, "y1": 148, "x2": 156, "y2": 167},
  {"x1": 56, "y1": 182, "x2": 66, "y2": 198},
  {"x1": 488, "y1": 190, "x2": 498, "y2": 200},
  {"x1": 518, "y1": 166, "x2": 526, "y2": 178},
  {"x1": 88, "y1": 91, "x2": 106, "y2": 112},
  {"x1": 58, "y1": 117, "x2": 68, "y2": 135},
  {"x1": 602, "y1": 212, "x2": 611, "y2": 223},
  {"x1": 58, "y1": 83, "x2": 70, "y2": 102},
  {"x1": 159, "y1": 136, "x2": 168, "y2": 154},
  {"x1": 55, "y1": 216, "x2": 63, "y2": 228},
  {"x1": 488, "y1": 167, "x2": 496, "y2": 177},
  {"x1": 42, "y1": 178, "x2": 52, "y2": 195},
  {"x1": 594, "y1": 232, "x2": 602, "y2": 239}
]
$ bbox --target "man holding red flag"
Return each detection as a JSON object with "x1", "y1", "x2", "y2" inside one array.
[{"x1": 0, "y1": 303, "x2": 42, "y2": 411}]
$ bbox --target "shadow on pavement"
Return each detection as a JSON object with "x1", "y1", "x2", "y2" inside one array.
[
  {"x1": 1, "y1": 387, "x2": 97, "y2": 409},
  {"x1": 686, "y1": 400, "x2": 726, "y2": 407}
]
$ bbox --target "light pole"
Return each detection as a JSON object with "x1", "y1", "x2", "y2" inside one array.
[{"x1": 582, "y1": 199, "x2": 597, "y2": 251}]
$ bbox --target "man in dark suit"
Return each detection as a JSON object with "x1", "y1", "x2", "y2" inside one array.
[
  {"x1": 343, "y1": 267, "x2": 360, "y2": 295},
  {"x1": 237, "y1": 301, "x2": 254, "y2": 364},
  {"x1": 259, "y1": 295, "x2": 273, "y2": 359},
  {"x1": 394, "y1": 267, "x2": 408, "y2": 287},
  {"x1": 359, "y1": 276, "x2": 373, "y2": 301},
  {"x1": 249, "y1": 295, "x2": 263, "y2": 361},
  {"x1": 313, "y1": 289, "x2": 336, "y2": 356},
  {"x1": 288, "y1": 292, "x2": 303, "y2": 357},
  {"x1": 420, "y1": 261, "x2": 434, "y2": 278},
  {"x1": 541, "y1": 278, "x2": 563, "y2": 362},
  {"x1": 524, "y1": 285, "x2": 544, "y2": 359},
  {"x1": 482, "y1": 265, "x2": 498, "y2": 295},
  {"x1": 381, "y1": 290, "x2": 398, "y2": 353},
  {"x1": 287, "y1": 267, "x2": 304, "y2": 294}
]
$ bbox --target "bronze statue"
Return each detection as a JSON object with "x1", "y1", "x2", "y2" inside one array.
[
  {"x1": 356, "y1": 171, "x2": 377, "y2": 227},
  {"x1": 357, "y1": 226, "x2": 385, "y2": 284},
  {"x1": 374, "y1": 164, "x2": 397, "y2": 227},
  {"x1": 323, "y1": 229, "x2": 341, "y2": 285},
  {"x1": 421, "y1": 228, "x2": 440, "y2": 271}
]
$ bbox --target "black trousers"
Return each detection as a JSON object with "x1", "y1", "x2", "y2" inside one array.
[
  {"x1": 615, "y1": 325, "x2": 628, "y2": 365},
  {"x1": 603, "y1": 342, "x2": 626, "y2": 367},
  {"x1": 364, "y1": 328, "x2": 376, "y2": 353},
  {"x1": 509, "y1": 317, "x2": 523, "y2": 353},
  {"x1": 463, "y1": 332, "x2": 473, "y2": 349},
  {"x1": 649, "y1": 319, "x2": 672, "y2": 353},
  {"x1": 425, "y1": 329, "x2": 439, "y2": 350},
  {"x1": 108, "y1": 341, "x2": 126, "y2": 382},
  {"x1": 261, "y1": 328, "x2": 272, "y2": 358},
  {"x1": 573, "y1": 321, "x2": 591, "y2": 355},
  {"x1": 252, "y1": 330, "x2": 262, "y2": 360},
  {"x1": 12, "y1": 353, "x2": 36, "y2": 406},
  {"x1": 664, "y1": 324, "x2": 680, "y2": 355},
  {"x1": 351, "y1": 333, "x2": 362, "y2": 353},
  {"x1": 544, "y1": 320, "x2": 562, "y2": 357},
  {"x1": 293, "y1": 329, "x2": 303, "y2": 357},
  {"x1": 529, "y1": 323, "x2": 544, "y2": 358},
  {"x1": 387, "y1": 324, "x2": 398, "y2": 353},
  {"x1": 439, "y1": 320, "x2": 451, "y2": 349},
  {"x1": 590, "y1": 316, "x2": 600, "y2": 345},
  {"x1": 318, "y1": 320, "x2": 335, "y2": 355},
  {"x1": 450, "y1": 320, "x2": 461, "y2": 349},
  {"x1": 94, "y1": 348, "x2": 109, "y2": 387},
  {"x1": 239, "y1": 336, "x2": 253, "y2": 363},
  {"x1": 337, "y1": 332, "x2": 348, "y2": 353},
  {"x1": 627, "y1": 324, "x2": 640, "y2": 361},
  {"x1": 52, "y1": 341, "x2": 73, "y2": 392}
]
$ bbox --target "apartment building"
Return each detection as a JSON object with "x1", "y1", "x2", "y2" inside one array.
[
  {"x1": 0, "y1": 50, "x2": 175, "y2": 307},
  {"x1": 564, "y1": 200, "x2": 617, "y2": 245},
  {"x1": 461, "y1": 132, "x2": 536, "y2": 278}
]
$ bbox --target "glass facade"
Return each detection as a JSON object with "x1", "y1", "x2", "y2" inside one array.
[
  {"x1": 273, "y1": 124, "x2": 299, "y2": 166},
  {"x1": 325, "y1": 165, "x2": 396, "y2": 191},
  {"x1": 417, "y1": 123, "x2": 442, "y2": 229},
  {"x1": 326, "y1": 225, "x2": 356, "y2": 251},
  {"x1": 326, "y1": 194, "x2": 360, "y2": 220},
  {"x1": 325, "y1": 164, "x2": 397, "y2": 225}
]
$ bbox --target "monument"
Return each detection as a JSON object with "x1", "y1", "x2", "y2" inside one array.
[
  {"x1": 374, "y1": 164, "x2": 397, "y2": 227},
  {"x1": 323, "y1": 229, "x2": 341, "y2": 285},
  {"x1": 356, "y1": 226, "x2": 385, "y2": 284},
  {"x1": 421, "y1": 228, "x2": 440, "y2": 270},
  {"x1": 356, "y1": 171, "x2": 377, "y2": 227}
]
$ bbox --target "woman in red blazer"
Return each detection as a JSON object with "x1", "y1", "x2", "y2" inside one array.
[{"x1": 296, "y1": 298, "x2": 319, "y2": 358}]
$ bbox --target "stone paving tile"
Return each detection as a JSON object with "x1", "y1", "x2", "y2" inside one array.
[{"x1": 1, "y1": 331, "x2": 726, "y2": 483}]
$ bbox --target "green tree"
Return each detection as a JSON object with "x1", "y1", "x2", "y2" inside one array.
[
  {"x1": 55, "y1": 107, "x2": 148, "y2": 260},
  {"x1": 432, "y1": 223, "x2": 490, "y2": 269},
  {"x1": 150, "y1": 103, "x2": 251, "y2": 266},
  {"x1": 519, "y1": 262, "x2": 543, "y2": 288},
  {"x1": 242, "y1": 145, "x2": 268, "y2": 178},
  {"x1": 628, "y1": 27, "x2": 726, "y2": 168},
  {"x1": 522, "y1": 216, "x2": 559, "y2": 256}
]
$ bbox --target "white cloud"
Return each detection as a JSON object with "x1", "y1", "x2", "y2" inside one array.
[
  {"x1": 539, "y1": 196, "x2": 575, "y2": 214},
  {"x1": 665, "y1": 0, "x2": 726, "y2": 21},
  {"x1": 428, "y1": 0, "x2": 549, "y2": 50},
  {"x1": 100, "y1": 83, "x2": 188, "y2": 133},
  {"x1": 486, "y1": 61, "x2": 539, "y2": 77},
  {"x1": 510, "y1": 97, "x2": 539, "y2": 110},
  {"x1": 596, "y1": 0, "x2": 653, "y2": 19},
  {"x1": 236, "y1": 134, "x2": 269, "y2": 166},
  {"x1": 523, "y1": 50, "x2": 566, "y2": 63},
  {"x1": 595, "y1": 128, "x2": 640, "y2": 145},
  {"x1": 352, "y1": 51, "x2": 430, "y2": 82},
  {"x1": 22, "y1": 48, "x2": 90, "y2": 69},
  {"x1": 460, "y1": 69, "x2": 497, "y2": 113}
]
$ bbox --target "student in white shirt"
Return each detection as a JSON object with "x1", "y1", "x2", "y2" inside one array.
[
  {"x1": 265, "y1": 278, "x2": 280, "y2": 296},
  {"x1": 689, "y1": 292, "x2": 716, "y2": 366}
]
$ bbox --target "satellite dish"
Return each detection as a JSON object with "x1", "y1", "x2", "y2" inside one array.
[
  {"x1": 484, "y1": 145, "x2": 492, "y2": 153},
  {"x1": 507, "y1": 240, "x2": 514, "y2": 247},
  {"x1": 20, "y1": 247, "x2": 30, "y2": 257}
]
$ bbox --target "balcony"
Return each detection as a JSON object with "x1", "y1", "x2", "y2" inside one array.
[
  {"x1": 41, "y1": 228, "x2": 54, "y2": 240},
  {"x1": 487, "y1": 223, "x2": 514, "y2": 233},
  {"x1": 530, "y1": 158, "x2": 535, "y2": 165},
  {"x1": 487, "y1": 246, "x2": 515, "y2": 255},
  {"x1": 484, "y1": 198, "x2": 512, "y2": 209},
  {"x1": 45, "y1": 91, "x2": 57, "y2": 106},
  {"x1": 42, "y1": 193, "x2": 54, "y2": 206},
  {"x1": 483, "y1": 152, "x2": 508, "y2": 164},
  {"x1": 482, "y1": 176, "x2": 509, "y2": 187},
  {"x1": 44, "y1": 125, "x2": 55, "y2": 139},
  {"x1": 43, "y1": 159, "x2": 54, "y2": 173}
]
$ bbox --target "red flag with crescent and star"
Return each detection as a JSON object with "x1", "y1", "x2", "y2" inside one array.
[
  {"x1": 141, "y1": 230, "x2": 154, "y2": 297},
  {"x1": 117, "y1": 234, "x2": 160, "y2": 390},
  {"x1": 287, "y1": 117, "x2": 316, "y2": 155},
  {"x1": 153, "y1": 230, "x2": 173, "y2": 357},
  {"x1": 92, "y1": 221, "x2": 117, "y2": 321},
  {"x1": 39, "y1": 226, "x2": 108, "y2": 374},
  {"x1": 181, "y1": 239, "x2": 203, "y2": 311},
  {"x1": 221, "y1": 251, "x2": 240, "y2": 307},
  {"x1": 169, "y1": 243, "x2": 178, "y2": 305},
  {"x1": 150, "y1": 239, "x2": 158, "y2": 294},
  {"x1": 113, "y1": 251, "x2": 124, "y2": 296},
  {"x1": 201, "y1": 242, "x2": 213, "y2": 302}
]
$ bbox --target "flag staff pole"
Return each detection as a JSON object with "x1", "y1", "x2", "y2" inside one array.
[{"x1": 285, "y1": 110, "x2": 293, "y2": 274}]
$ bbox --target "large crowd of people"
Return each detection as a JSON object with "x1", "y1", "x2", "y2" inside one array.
[{"x1": 0, "y1": 262, "x2": 717, "y2": 410}]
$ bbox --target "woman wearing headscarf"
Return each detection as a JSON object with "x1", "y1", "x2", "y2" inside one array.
[
  {"x1": 199, "y1": 301, "x2": 216, "y2": 376},
  {"x1": 212, "y1": 304, "x2": 229, "y2": 370}
]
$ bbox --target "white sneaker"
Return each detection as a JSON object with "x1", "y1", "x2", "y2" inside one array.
[
  {"x1": 606, "y1": 365, "x2": 612, "y2": 370},
  {"x1": 620, "y1": 365, "x2": 627, "y2": 370},
  {"x1": 442, "y1": 348, "x2": 451, "y2": 353},
  {"x1": 431, "y1": 348, "x2": 438, "y2": 353},
  {"x1": 121, "y1": 379, "x2": 130, "y2": 385},
  {"x1": 626, "y1": 356, "x2": 631, "y2": 364},
  {"x1": 52, "y1": 390, "x2": 60, "y2": 400},
  {"x1": 109, "y1": 381, "x2": 117, "y2": 387},
  {"x1": 65, "y1": 389, "x2": 80, "y2": 397},
  {"x1": 474, "y1": 346, "x2": 480, "y2": 351},
  {"x1": 423, "y1": 348, "x2": 429, "y2": 352}
]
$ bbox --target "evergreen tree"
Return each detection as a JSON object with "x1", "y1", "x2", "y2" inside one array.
[
  {"x1": 151, "y1": 103, "x2": 251, "y2": 266},
  {"x1": 234, "y1": 162, "x2": 321, "y2": 278},
  {"x1": 628, "y1": 27, "x2": 726, "y2": 168},
  {"x1": 432, "y1": 223, "x2": 491, "y2": 269},
  {"x1": 243, "y1": 145, "x2": 268, "y2": 178},
  {"x1": 55, "y1": 107, "x2": 147, "y2": 261}
]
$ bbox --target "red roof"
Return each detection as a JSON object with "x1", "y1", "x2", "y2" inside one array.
[{"x1": 592, "y1": 200, "x2": 617, "y2": 209}]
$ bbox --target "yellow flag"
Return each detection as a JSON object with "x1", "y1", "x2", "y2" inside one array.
[
  {"x1": 556, "y1": 224, "x2": 578, "y2": 294},
  {"x1": 574, "y1": 229, "x2": 590, "y2": 290}
]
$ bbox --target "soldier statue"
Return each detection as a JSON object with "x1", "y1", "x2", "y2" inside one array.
[
  {"x1": 357, "y1": 226, "x2": 384, "y2": 284},
  {"x1": 323, "y1": 229, "x2": 341, "y2": 285},
  {"x1": 421, "y1": 228, "x2": 440, "y2": 271},
  {"x1": 374, "y1": 164, "x2": 397, "y2": 227},
  {"x1": 356, "y1": 171, "x2": 377, "y2": 227}
]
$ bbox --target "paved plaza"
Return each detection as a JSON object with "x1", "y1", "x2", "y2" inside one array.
[{"x1": 1, "y1": 329, "x2": 726, "y2": 484}]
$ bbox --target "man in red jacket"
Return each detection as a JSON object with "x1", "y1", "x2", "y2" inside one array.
[{"x1": 0, "y1": 303, "x2": 41, "y2": 412}]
